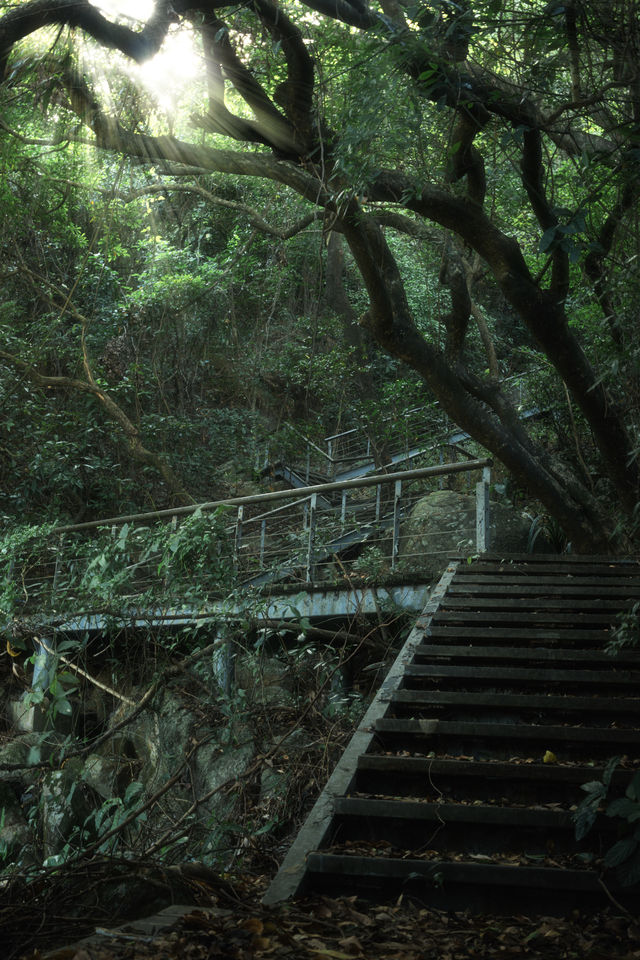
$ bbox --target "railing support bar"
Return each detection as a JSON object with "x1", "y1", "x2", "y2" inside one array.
[
  {"x1": 476, "y1": 467, "x2": 491, "y2": 553},
  {"x1": 235, "y1": 505, "x2": 244, "y2": 572},
  {"x1": 391, "y1": 480, "x2": 402, "y2": 571},
  {"x1": 306, "y1": 493, "x2": 317, "y2": 583}
]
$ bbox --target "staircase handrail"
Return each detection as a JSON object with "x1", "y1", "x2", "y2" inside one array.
[{"x1": 51, "y1": 459, "x2": 492, "y2": 536}]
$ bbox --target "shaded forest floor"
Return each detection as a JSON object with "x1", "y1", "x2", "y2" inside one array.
[{"x1": 18, "y1": 872, "x2": 640, "y2": 960}]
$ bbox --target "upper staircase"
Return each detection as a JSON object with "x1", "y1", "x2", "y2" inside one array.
[{"x1": 264, "y1": 554, "x2": 640, "y2": 915}]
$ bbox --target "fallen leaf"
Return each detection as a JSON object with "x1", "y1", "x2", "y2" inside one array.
[
  {"x1": 309, "y1": 951, "x2": 357, "y2": 959},
  {"x1": 338, "y1": 933, "x2": 364, "y2": 954}
]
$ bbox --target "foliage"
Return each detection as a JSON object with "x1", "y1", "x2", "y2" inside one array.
[
  {"x1": 0, "y1": 508, "x2": 235, "y2": 628},
  {"x1": 573, "y1": 759, "x2": 640, "y2": 886},
  {"x1": 607, "y1": 602, "x2": 640, "y2": 654},
  {"x1": 0, "y1": 521, "x2": 57, "y2": 621}
]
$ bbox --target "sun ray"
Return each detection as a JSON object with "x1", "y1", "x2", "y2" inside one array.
[{"x1": 86, "y1": 1, "x2": 202, "y2": 113}]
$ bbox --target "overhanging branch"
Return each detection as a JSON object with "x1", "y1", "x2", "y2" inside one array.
[{"x1": 0, "y1": 0, "x2": 177, "y2": 77}]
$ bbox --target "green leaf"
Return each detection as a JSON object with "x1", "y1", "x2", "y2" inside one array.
[
  {"x1": 603, "y1": 756, "x2": 621, "y2": 788},
  {"x1": 573, "y1": 806, "x2": 598, "y2": 841},
  {"x1": 626, "y1": 771, "x2": 640, "y2": 801},
  {"x1": 615, "y1": 849, "x2": 640, "y2": 887},
  {"x1": 124, "y1": 780, "x2": 144, "y2": 804},
  {"x1": 539, "y1": 226, "x2": 558, "y2": 253},
  {"x1": 580, "y1": 780, "x2": 606, "y2": 795},
  {"x1": 606, "y1": 797, "x2": 640, "y2": 822},
  {"x1": 604, "y1": 835, "x2": 639, "y2": 869}
]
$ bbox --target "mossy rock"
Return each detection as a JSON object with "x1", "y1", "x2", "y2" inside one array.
[{"x1": 399, "y1": 489, "x2": 551, "y2": 581}]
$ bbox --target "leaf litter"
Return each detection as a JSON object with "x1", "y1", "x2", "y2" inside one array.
[{"x1": 33, "y1": 882, "x2": 640, "y2": 960}]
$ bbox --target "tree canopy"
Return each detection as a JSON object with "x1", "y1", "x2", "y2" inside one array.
[{"x1": 1, "y1": 0, "x2": 639, "y2": 552}]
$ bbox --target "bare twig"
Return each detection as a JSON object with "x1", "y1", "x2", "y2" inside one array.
[{"x1": 37, "y1": 637, "x2": 135, "y2": 707}]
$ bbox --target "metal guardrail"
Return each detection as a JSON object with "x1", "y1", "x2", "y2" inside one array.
[
  {"x1": 270, "y1": 372, "x2": 536, "y2": 484},
  {"x1": 6, "y1": 460, "x2": 492, "y2": 614},
  {"x1": 236, "y1": 460, "x2": 492, "y2": 585}
]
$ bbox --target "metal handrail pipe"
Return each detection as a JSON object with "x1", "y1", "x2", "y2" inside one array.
[
  {"x1": 323, "y1": 427, "x2": 359, "y2": 442},
  {"x1": 241, "y1": 495, "x2": 313, "y2": 526},
  {"x1": 52, "y1": 459, "x2": 492, "y2": 536},
  {"x1": 284, "y1": 423, "x2": 333, "y2": 463}
]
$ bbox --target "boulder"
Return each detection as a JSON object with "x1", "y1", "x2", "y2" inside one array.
[
  {"x1": 106, "y1": 683, "x2": 256, "y2": 844},
  {"x1": 400, "y1": 489, "x2": 550, "y2": 581},
  {"x1": 107, "y1": 688, "x2": 192, "y2": 793},
  {"x1": 235, "y1": 655, "x2": 294, "y2": 706},
  {"x1": 81, "y1": 753, "x2": 121, "y2": 800}
]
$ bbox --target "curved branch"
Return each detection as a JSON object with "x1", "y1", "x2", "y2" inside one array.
[
  {"x1": 0, "y1": 0, "x2": 177, "y2": 77},
  {"x1": 520, "y1": 128, "x2": 569, "y2": 301},
  {"x1": 252, "y1": 0, "x2": 315, "y2": 143},
  {"x1": 16, "y1": 68, "x2": 640, "y2": 516},
  {"x1": 2, "y1": 255, "x2": 196, "y2": 507},
  {"x1": 439, "y1": 241, "x2": 471, "y2": 365},
  {"x1": 459, "y1": 253, "x2": 499, "y2": 380},
  {"x1": 287, "y1": 0, "x2": 376, "y2": 29},
  {"x1": 58, "y1": 69, "x2": 328, "y2": 203},
  {"x1": 199, "y1": 16, "x2": 296, "y2": 154},
  {"x1": 1, "y1": 348, "x2": 194, "y2": 505},
  {"x1": 584, "y1": 179, "x2": 638, "y2": 346},
  {"x1": 565, "y1": 1, "x2": 582, "y2": 100},
  {"x1": 446, "y1": 106, "x2": 488, "y2": 207},
  {"x1": 116, "y1": 182, "x2": 324, "y2": 239},
  {"x1": 341, "y1": 206, "x2": 621, "y2": 549},
  {"x1": 367, "y1": 169, "x2": 639, "y2": 511},
  {"x1": 372, "y1": 209, "x2": 438, "y2": 241}
]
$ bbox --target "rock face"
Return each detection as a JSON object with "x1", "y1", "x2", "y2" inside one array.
[{"x1": 400, "y1": 490, "x2": 549, "y2": 581}]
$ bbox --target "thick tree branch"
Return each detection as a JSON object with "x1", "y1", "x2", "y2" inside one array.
[
  {"x1": 340, "y1": 206, "x2": 618, "y2": 550},
  {"x1": 372, "y1": 210, "x2": 437, "y2": 241},
  {"x1": 439, "y1": 241, "x2": 471, "y2": 366},
  {"x1": 366, "y1": 169, "x2": 639, "y2": 513},
  {"x1": 460, "y1": 252, "x2": 499, "y2": 380},
  {"x1": 253, "y1": 0, "x2": 315, "y2": 144},
  {"x1": 584, "y1": 179, "x2": 638, "y2": 347},
  {"x1": 51, "y1": 71, "x2": 639, "y2": 519},
  {"x1": 199, "y1": 16, "x2": 296, "y2": 154},
  {"x1": 446, "y1": 108, "x2": 488, "y2": 207},
  {"x1": 288, "y1": 0, "x2": 376, "y2": 29},
  {"x1": 57, "y1": 69, "x2": 328, "y2": 203},
  {"x1": 117, "y1": 181, "x2": 323, "y2": 239},
  {"x1": 192, "y1": 61, "x2": 279, "y2": 149},
  {"x1": 520, "y1": 128, "x2": 569, "y2": 301},
  {"x1": 0, "y1": 0, "x2": 178, "y2": 77},
  {"x1": 565, "y1": 1, "x2": 582, "y2": 101},
  {"x1": 14, "y1": 57, "x2": 640, "y2": 522}
]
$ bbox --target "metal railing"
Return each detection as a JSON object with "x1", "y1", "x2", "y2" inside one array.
[
  {"x1": 275, "y1": 407, "x2": 448, "y2": 482},
  {"x1": 6, "y1": 460, "x2": 492, "y2": 615},
  {"x1": 267, "y1": 371, "x2": 539, "y2": 485}
]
